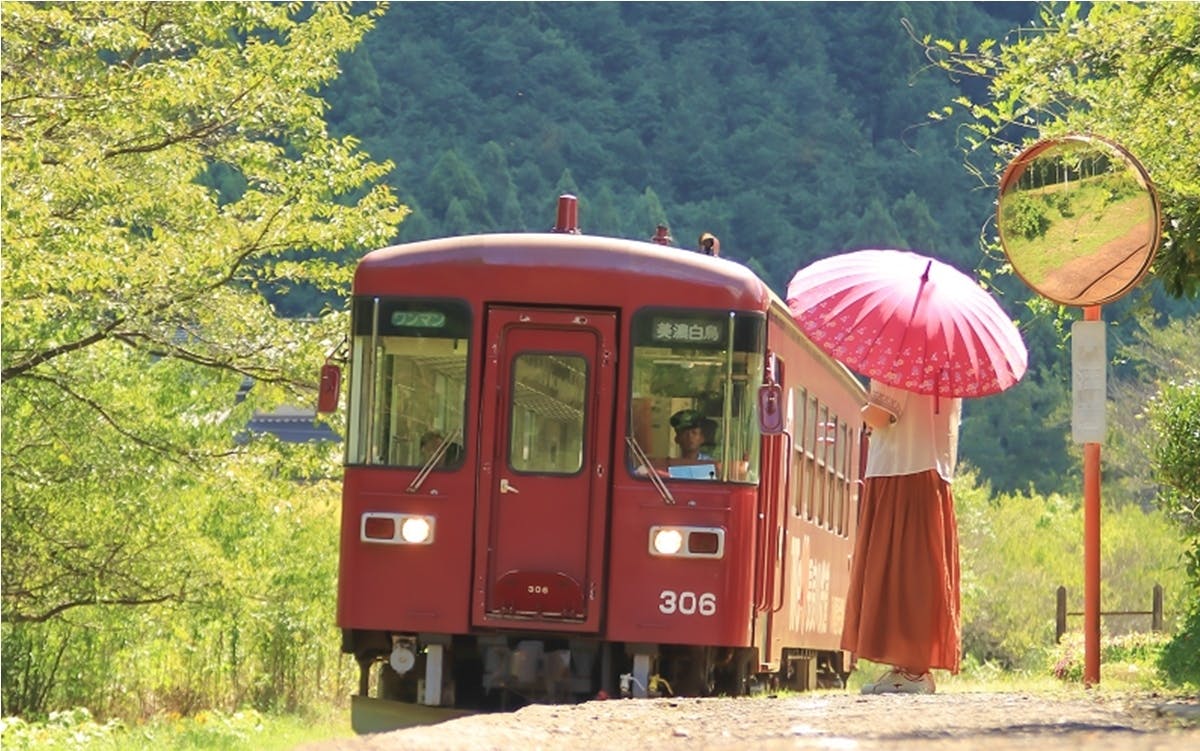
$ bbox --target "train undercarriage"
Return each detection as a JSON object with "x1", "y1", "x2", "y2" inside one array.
[{"x1": 344, "y1": 629, "x2": 851, "y2": 732}]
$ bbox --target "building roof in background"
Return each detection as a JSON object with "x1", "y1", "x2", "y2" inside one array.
[{"x1": 246, "y1": 406, "x2": 341, "y2": 443}]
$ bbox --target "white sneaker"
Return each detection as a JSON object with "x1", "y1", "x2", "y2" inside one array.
[{"x1": 860, "y1": 668, "x2": 935, "y2": 694}]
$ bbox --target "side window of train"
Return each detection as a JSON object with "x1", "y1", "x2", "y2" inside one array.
[
  {"x1": 803, "y1": 394, "x2": 819, "y2": 520},
  {"x1": 838, "y1": 421, "x2": 852, "y2": 536},
  {"x1": 792, "y1": 387, "x2": 807, "y2": 516},
  {"x1": 627, "y1": 309, "x2": 764, "y2": 483},
  {"x1": 345, "y1": 297, "x2": 471, "y2": 468}
]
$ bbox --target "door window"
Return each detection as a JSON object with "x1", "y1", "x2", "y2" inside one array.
[{"x1": 508, "y1": 353, "x2": 588, "y2": 474}]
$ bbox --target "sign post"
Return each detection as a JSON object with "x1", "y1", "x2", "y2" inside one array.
[
  {"x1": 997, "y1": 135, "x2": 1161, "y2": 687},
  {"x1": 1075, "y1": 308, "x2": 1105, "y2": 685}
]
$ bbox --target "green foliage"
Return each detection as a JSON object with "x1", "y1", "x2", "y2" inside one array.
[
  {"x1": 922, "y1": 1, "x2": 1200, "y2": 299},
  {"x1": 1, "y1": 0, "x2": 401, "y2": 718},
  {"x1": 0, "y1": 706, "x2": 351, "y2": 751},
  {"x1": 324, "y1": 2, "x2": 1024, "y2": 289},
  {"x1": 0, "y1": 453, "x2": 353, "y2": 717},
  {"x1": 1049, "y1": 631, "x2": 1172, "y2": 688},
  {"x1": 954, "y1": 471, "x2": 1190, "y2": 675},
  {"x1": 1159, "y1": 595, "x2": 1200, "y2": 687},
  {"x1": 959, "y1": 360, "x2": 1074, "y2": 497},
  {"x1": 1106, "y1": 316, "x2": 1200, "y2": 686},
  {"x1": 1147, "y1": 379, "x2": 1200, "y2": 525},
  {"x1": 999, "y1": 192, "x2": 1052, "y2": 241}
]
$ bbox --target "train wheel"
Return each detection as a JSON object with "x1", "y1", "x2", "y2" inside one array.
[
  {"x1": 817, "y1": 651, "x2": 851, "y2": 690},
  {"x1": 379, "y1": 660, "x2": 418, "y2": 703},
  {"x1": 713, "y1": 647, "x2": 754, "y2": 696},
  {"x1": 662, "y1": 645, "x2": 712, "y2": 697}
]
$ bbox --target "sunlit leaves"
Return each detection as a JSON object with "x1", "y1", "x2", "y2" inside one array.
[
  {"x1": 917, "y1": 2, "x2": 1200, "y2": 298},
  {"x1": 1, "y1": 1, "x2": 399, "y2": 711}
]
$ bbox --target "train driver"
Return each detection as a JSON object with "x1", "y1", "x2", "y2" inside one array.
[
  {"x1": 669, "y1": 409, "x2": 715, "y2": 463},
  {"x1": 419, "y1": 430, "x2": 463, "y2": 467},
  {"x1": 632, "y1": 408, "x2": 721, "y2": 480}
]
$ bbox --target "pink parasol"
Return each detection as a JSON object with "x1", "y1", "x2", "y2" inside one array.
[{"x1": 786, "y1": 249, "x2": 1027, "y2": 398}]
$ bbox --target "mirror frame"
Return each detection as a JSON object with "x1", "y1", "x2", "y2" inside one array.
[{"x1": 997, "y1": 134, "x2": 1162, "y2": 307}]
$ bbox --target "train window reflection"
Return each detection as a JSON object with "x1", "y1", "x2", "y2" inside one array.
[
  {"x1": 347, "y1": 298, "x2": 470, "y2": 467},
  {"x1": 508, "y1": 353, "x2": 587, "y2": 474},
  {"x1": 627, "y1": 309, "x2": 764, "y2": 483}
]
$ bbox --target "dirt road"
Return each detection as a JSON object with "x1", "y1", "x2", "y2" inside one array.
[{"x1": 300, "y1": 690, "x2": 1199, "y2": 751}]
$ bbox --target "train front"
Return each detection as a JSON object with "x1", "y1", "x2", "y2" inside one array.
[{"x1": 332, "y1": 220, "x2": 789, "y2": 726}]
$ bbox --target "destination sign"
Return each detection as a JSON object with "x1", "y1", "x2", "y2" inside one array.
[
  {"x1": 652, "y1": 318, "x2": 723, "y2": 344},
  {"x1": 390, "y1": 310, "x2": 447, "y2": 328}
]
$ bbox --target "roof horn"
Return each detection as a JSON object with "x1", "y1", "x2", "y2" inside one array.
[{"x1": 552, "y1": 194, "x2": 580, "y2": 234}]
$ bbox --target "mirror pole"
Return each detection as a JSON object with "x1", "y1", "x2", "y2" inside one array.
[{"x1": 1083, "y1": 304, "x2": 1102, "y2": 686}]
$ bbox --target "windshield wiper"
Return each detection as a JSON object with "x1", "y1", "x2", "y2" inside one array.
[
  {"x1": 407, "y1": 428, "x2": 462, "y2": 494},
  {"x1": 626, "y1": 435, "x2": 674, "y2": 505}
]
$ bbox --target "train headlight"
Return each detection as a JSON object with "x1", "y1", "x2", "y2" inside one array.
[
  {"x1": 360, "y1": 512, "x2": 435, "y2": 545},
  {"x1": 649, "y1": 526, "x2": 725, "y2": 558},
  {"x1": 652, "y1": 528, "x2": 684, "y2": 555},
  {"x1": 400, "y1": 516, "x2": 433, "y2": 544}
]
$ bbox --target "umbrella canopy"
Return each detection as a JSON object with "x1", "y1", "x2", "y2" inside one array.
[{"x1": 786, "y1": 249, "x2": 1027, "y2": 398}]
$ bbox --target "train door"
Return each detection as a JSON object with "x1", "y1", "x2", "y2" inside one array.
[{"x1": 472, "y1": 306, "x2": 616, "y2": 632}]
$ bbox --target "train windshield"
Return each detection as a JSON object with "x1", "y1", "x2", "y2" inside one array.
[
  {"x1": 628, "y1": 310, "x2": 765, "y2": 483},
  {"x1": 345, "y1": 297, "x2": 471, "y2": 467}
]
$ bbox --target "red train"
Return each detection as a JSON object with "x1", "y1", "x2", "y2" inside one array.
[{"x1": 323, "y1": 196, "x2": 867, "y2": 729}]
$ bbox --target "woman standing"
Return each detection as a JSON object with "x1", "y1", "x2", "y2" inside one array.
[{"x1": 842, "y1": 380, "x2": 963, "y2": 694}]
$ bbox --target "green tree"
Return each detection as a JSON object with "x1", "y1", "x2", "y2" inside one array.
[
  {"x1": 1106, "y1": 316, "x2": 1200, "y2": 507},
  {"x1": 1, "y1": 1, "x2": 403, "y2": 713},
  {"x1": 1140, "y1": 332, "x2": 1200, "y2": 687},
  {"x1": 891, "y1": 191, "x2": 947, "y2": 253},
  {"x1": 554, "y1": 168, "x2": 581, "y2": 201},
  {"x1": 923, "y1": 1, "x2": 1200, "y2": 684},
  {"x1": 959, "y1": 367, "x2": 1073, "y2": 496},
  {"x1": 477, "y1": 141, "x2": 525, "y2": 230},
  {"x1": 639, "y1": 187, "x2": 670, "y2": 239},
  {"x1": 427, "y1": 149, "x2": 491, "y2": 227},
  {"x1": 923, "y1": 1, "x2": 1200, "y2": 298},
  {"x1": 845, "y1": 198, "x2": 905, "y2": 250}
]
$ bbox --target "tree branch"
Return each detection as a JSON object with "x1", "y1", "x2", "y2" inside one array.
[{"x1": 2, "y1": 593, "x2": 181, "y2": 624}]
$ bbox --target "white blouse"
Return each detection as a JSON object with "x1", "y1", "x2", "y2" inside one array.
[{"x1": 863, "y1": 381, "x2": 961, "y2": 482}]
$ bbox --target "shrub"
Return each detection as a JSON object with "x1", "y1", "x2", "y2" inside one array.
[
  {"x1": 1159, "y1": 594, "x2": 1200, "y2": 687},
  {"x1": 1000, "y1": 193, "x2": 1052, "y2": 240},
  {"x1": 1049, "y1": 631, "x2": 1171, "y2": 688}
]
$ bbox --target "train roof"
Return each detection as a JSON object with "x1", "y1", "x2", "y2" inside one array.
[
  {"x1": 355, "y1": 230, "x2": 864, "y2": 397},
  {"x1": 354, "y1": 232, "x2": 772, "y2": 311}
]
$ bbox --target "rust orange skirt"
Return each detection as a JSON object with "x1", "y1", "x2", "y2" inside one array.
[{"x1": 840, "y1": 469, "x2": 961, "y2": 673}]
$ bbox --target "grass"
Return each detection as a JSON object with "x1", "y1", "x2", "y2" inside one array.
[
  {"x1": 1001, "y1": 184, "x2": 1151, "y2": 284},
  {"x1": 848, "y1": 631, "x2": 1178, "y2": 696},
  {"x1": 0, "y1": 705, "x2": 355, "y2": 751}
]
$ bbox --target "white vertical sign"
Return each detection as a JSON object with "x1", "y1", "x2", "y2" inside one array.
[{"x1": 1071, "y1": 321, "x2": 1107, "y2": 443}]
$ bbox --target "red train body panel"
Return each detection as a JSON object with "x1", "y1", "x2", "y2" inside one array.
[{"x1": 333, "y1": 210, "x2": 865, "y2": 722}]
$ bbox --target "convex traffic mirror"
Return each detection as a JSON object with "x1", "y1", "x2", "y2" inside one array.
[{"x1": 997, "y1": 135, "x2": 1161, "y2": 307}]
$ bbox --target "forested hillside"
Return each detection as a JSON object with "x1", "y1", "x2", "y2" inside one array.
[
  {"x1": 308, "y1": 1, "x2": 1079, "y2": 494},
  {"x1": 323, "y1": 2, "x2": 1024, "y2": 288}
]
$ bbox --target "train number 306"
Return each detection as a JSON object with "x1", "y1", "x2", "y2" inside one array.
[{"x1": 658, "y1": 590, "x2": 717, "y2": 616}]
